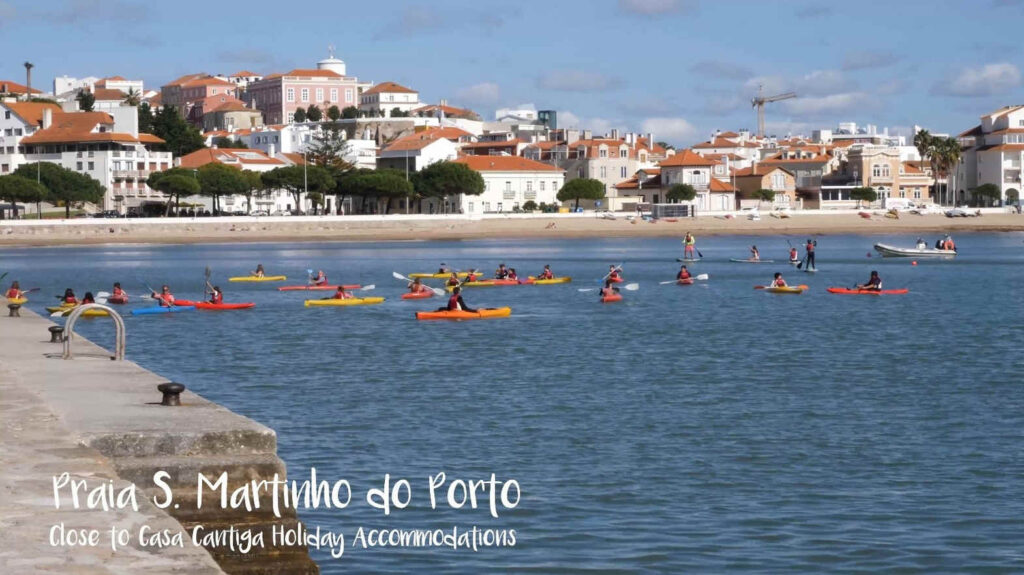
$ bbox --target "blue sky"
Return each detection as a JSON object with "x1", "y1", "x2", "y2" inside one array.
[{"x1": 1, "y1": 0, "x2": 1022, "y2": 146}]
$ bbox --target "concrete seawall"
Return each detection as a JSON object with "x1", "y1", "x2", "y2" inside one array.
[{"x1": 0, "y1": 304, "x2": 318, "y2": 574}]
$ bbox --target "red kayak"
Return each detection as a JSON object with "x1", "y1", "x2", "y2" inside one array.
[
  {"x1": 601, "y1": 292, "x2": 622, "y2": 303},
  {"x1": 483, "y1": 278, "x2": 522, "y2": 286},
  {"x1": 609, "y1": 276, "x2": 624, "y2": 283},
  {"x1": 278, "y1": 284, "x2": 361, "y2": 291},
  {"x1": 106, "y1": 295, "x2": 129, "y2": 304},
  {"x1": 677, "y1": 278, "x2": 694, "y2": 285},
  {"x1": 401, "y1": 291, "x2": 434, "y2": 300},
  {"x1": 826, "y1": 287, "x2": 909, "y2": 295},
  {"x1": 173, "y1": 299, "x2": 255, "y2": 310}
]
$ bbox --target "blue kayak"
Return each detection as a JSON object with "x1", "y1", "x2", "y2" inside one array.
[{"x1": 131, "y1": 306, "x2": 195, "y2": 316}]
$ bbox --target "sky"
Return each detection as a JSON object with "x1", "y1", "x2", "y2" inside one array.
[{"x1": 1, "y1": 0, "x2": 1022, "y2": 147}]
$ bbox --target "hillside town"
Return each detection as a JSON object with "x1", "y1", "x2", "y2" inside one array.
[{"x1": 0, "y1": 51, "x2": 1021, "y2": 219}]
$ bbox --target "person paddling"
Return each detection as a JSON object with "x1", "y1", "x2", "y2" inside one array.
[
  {"x1": 446, "y1": 272, "x2": 461, "y2": 287},
  {"x1": 151, "y1": 285, "x2": 175, "y2": 307},
  {"x1": 82, "y1": 292, "x2": 96, "y2": 304},
  {"x1": 208, "y1": 285, "x2": 224, "y2": 304},
  {"x1": 437, "y1": 263, "x2": 450, "y2": 274},
  {"x1": 770, "y1": 272, "x2": 787, "y2": 287},
  {"x1": 310, "y1": 270, "x2": 328, "y2": 286},
  {"x1": 600, "y1": 278, "x2": 620, "y2": 300},
  {"x1": 251, "y1": 264, "x2": 266, "y2": 278},
  {"x1": 5, "y1": 281, "x2": 24, "y2": 299},
  {"x1": 408, "y1": 278, "x2": 430, "y2": 294},
  {"x1": 60, "y1": 288, "x2": 78, "y2": 305},
  {"x1": 465, "y1": 270, "x2": 479, "y2": 282},
  {"x1": 111, "y1": 282, "x2": 127, "y2": 300},
  {"x1": 438, "y1": 286, "x2": 475, "y2": 312},
  {"x1": 750, "y1": 245, "x2": 760, "y2": 261},
  {"x1": 789, "y1": 247, "x2": 799, "y2": 263},
  {"x1": 608, "y1": 265, "x2": 622, "y2": 281},
  {"x1": 495, "y1": 263, "x2": 509, "y2": 279},
  {"x1": 507, "y1": 268, "x2": 519, "y2": 281},
  {"x1": 677, "y1": 265, "x2": 691, "y2": 281},
  {"x1": 942, "y1": 235, "x2": 956, "y2": 251},
  {"x1": 538, "y1": 265, "x2": 554, "y2": 280},
  {"x1": 683, "y1": 232, "x2": 697, "y2": 259},
  {"x1": 804, "y1": 238, "x2": 817, "y2": 270},
  {"x1": 857, "y1": 271, "x2": 882, "y2": 291},
  {"x1": 329, "y1": 285, "x2": 353, "y2": 300}
]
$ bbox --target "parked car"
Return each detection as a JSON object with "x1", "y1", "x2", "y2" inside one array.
[
  {"x1": 250, "y1": 210, "x2": 269, "y2": 217},
  {"x1": 270, "y1": 210, "x2": 291, "y2": 216}
]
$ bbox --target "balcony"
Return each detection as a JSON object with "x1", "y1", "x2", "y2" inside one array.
[
  {"x1": 112, "y1": 170, "x2": 152, "y2": 180},
  {"x1": 1005, "y1": 170, "x2": 1021, "y2": 184}
]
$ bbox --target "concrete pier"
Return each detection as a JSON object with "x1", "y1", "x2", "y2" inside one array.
[{"x1": 0, "y1": 304, "x2": 318, "y2": 574}]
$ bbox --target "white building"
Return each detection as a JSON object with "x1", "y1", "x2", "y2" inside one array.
[
  {"x1": 177, "y1": 147, "x2": 312, "y2": 214},
  {"x1": 358, "y1": 82, "x2": 421, "y2": 117},
  {"x1": 241, "y1": 123, "x2": 378, "y2": 170},
  {"x1": 658, "y1": 149, "x2": 736, "y2": 211},
  {"x1": 3, "y1": 103, "x2": 172, "y2": 213},
  {"x1": 53, "y1": 76, "x2": 144, "y2": 103},
  {"x1": 377, "y1": 129, "x2": 460, "y2": 173},
  {"x1": 956, "y1": 104, "x2": 1024, "y2": 206},
  {"x1": 451, "y1": 155, "x2": 564, "y2": 214}
]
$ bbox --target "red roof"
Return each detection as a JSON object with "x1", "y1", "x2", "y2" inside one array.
[
  {"x1": 412, "y1": 103, "x2": 478, "y2": 118},
  {"x1": 732, "y1": 165, "x2": 792, "y2": 178},
  {"x1": 363, "y1": 81, "x2": 416, "y2": 95},
  {"x1": 660, "y1": 149, "x2": 716, "y2": 167},
  {"x1": 384, "y1": 128, "x2": 468, "y2": 152},
  {"x1": 281, "y1": 69, "x2": 342, "y2": 78},
  {"x1": 231, "y1": 70, "x2": 259, "y2": 77},
  {"x1": 92, "y1": 88, "x2": 126, "y2": 101},
  {"x1": 1, "y1": 102, "x2": 62, "y2": 128},
  {"x1": 454, "y1": 156, "x2": 562, "y2": 172},
  {"x1": 179, "y1": 148, "x2": 284, "y2": 168},
  {"x1": 0, "y1": 80, "x2": 42, "y2": 95},
  {"x1": 709, "y1": 178, "x2": 737, "y2": 192}
]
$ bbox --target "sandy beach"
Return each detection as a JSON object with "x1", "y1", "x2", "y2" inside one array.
[{"x1": 1, "y1": 211, "x2": 1023, "y2": 247}]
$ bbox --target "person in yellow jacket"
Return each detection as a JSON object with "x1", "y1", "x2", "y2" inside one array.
[{"x1": 683, "y1": 232, "x2": 697, "y2": 260}]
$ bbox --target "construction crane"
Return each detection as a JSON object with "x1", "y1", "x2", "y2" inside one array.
[{"x1": 751, "y1": 84, "x2": 796, "y2": 138}]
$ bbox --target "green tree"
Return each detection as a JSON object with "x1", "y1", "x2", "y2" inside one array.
[
  {"x1": 306, "y1": 104, "x2": 323, "y2": 122},
  {"x1": 212, "y1": 136, "x2": 247, "y2": 149},
  {"x1": 972, "y1": 183, "x2": 1001, "y2": 205},
  {"x1": 307, "y1": 191, "x2": 324, "y2": 214},
  {"x1": 751, "y1": 188, "x2": 775, "y2": 203},
  {"x1": 522, "y1": 200, "x2": 538, "y2": 211},
  {"x1": 239, "y1": 169, "x2": 265, "y2": 214},
  {"x1": 341, "y1": 106, "x2": 358, "y2": 119},
  {"x1": 13, "y1": 162, "x2": 104, "y2": 217},
  {"x1": 556, "y1": 178, "x2": 605, "y2": 209},
  {"x1": 655, "y1": 140, "x2": 673, "y2": 150},
  {"x1": 327, "y1": 105, "x2": 341, "y2": 121},
  {"x1": 667, "y1": 183, "x2": 697, "y2": 202},
  {"x1": 935, "y1": 136, "x2": 962, "y2": 204},
  {"x1": 850, "y1": 186, "x2": 878, "y2": 207},
  {"x1": 137, "y1": 102, "x2": 155, "y2": 134},
  {"x1": 414, "y1": 161, "x2": 485, "y2": 199},
  {"x1": 151, "y1": 106, "x2": 205, "y2": 156},
  {"x1": 122, "y1": 88, "x2": 142, "y2": 106},
  {"x1": 261, "y1": 165, "x2": 334, "y2": 212},
  {"x1": 148, "y1": 167, "x2": 201, "y2": 216},
  {"x1": 76, "y1": 90, "x2": 95, "y2": 112},
  {"x1": 293, "y1": 107, "x2": 307, "y2": 123},
  {"x1": 914, "y1": 129, "x2": 937, "y2": 201},
  {"x1": 390, "y1": 107, "x2": 407, "y2": 118},
  {"x1": 307, "y1": 124, "x2": 354, "y2": 171},
  {"x1": 348, "y1": 169, "x2": 413, "y2": 214},
  {"x1": 198, "y1": 163, "x2": 247, "y2": 214},
  {"x1": 0, "y1": 174, "x2": 48, "y2": 218}
]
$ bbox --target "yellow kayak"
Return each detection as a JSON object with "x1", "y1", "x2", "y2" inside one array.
[
  {"x1": 45, "y1": 305, "x2": 110, "y2": 317},
  {"x1": 304, "y1": 297, "x2": 385, "y2": 307},
  {"x1": 527, "y1": 276, "x2": 572, "y2": 285},
  {"x1": 6, "y1": 297, "x2": 27, "y2": 304},
  {"x1": 408, "y1": 271, "x2": 476, "y2": 279},
  {"x1": 761, "y1": 286, "x2": 805, "y2": 294},
  {"x1": 228, "y1": 275, "x2": 287, "y2": 282}
]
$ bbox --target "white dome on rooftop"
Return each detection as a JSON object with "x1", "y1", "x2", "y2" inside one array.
[{"x1": 317, "y1": 45, "x2": 346, "y2": 76}]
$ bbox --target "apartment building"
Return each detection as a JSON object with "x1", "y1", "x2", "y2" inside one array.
[
  {"x1": 956, "y1": 104, "x2": 1024, "y2": 206},
  {"x1": 359, "y1": 82, "x2": 421, "y2": 117}
]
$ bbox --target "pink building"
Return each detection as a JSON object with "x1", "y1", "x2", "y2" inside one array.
[
  {"x1": 160, "y1": 74, "x2": 236, "y2": 121},
  {"x1": 245, "y1": 52, "x2": 361, "y2": 124}
]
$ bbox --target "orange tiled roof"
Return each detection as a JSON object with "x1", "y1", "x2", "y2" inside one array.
[
  {"x1": 384, "y1": 130, "x2": 461, "y2": 152},
  {"x1": 976, "y1": 143, "x2": 1024, "y2": 152},
  {"x1": 179, "y1": 148, "x2": 284, "y2": 168},
  {"x1": 137, "y1": 133, "x2": 164, "y2": 144},
  {"x1": 659, "y1": 149, "x2": 716, "y2": 167},
  {"x1": 281, "y1": 69, "x2": 342, "y2": 78},
  {"x1": 165, "y1": 73, "x2": 208, "y2": 87},
  {"x1": 21, "y1": 111, "x2": 114, "y2": 144},
  {"x1": 709, "y1": 178, "x2": 737, "y2": 192},
  {"x1": 231, "y1": 70, "x2": 258, "y2": 77},
  {"x1": 0, "y1": 80, "x2": 42, "y2": 95},
  {"x1": 693, "y1": 137, "x2": 740, "y2": 149},
  {"x1": 92, "y1": 87, "x2": 126, "y2": 101},
  {"x1": 145, "y1": 93, "x2": 163, "y2": 106},
  {"x1": 733, "y1": 165, "x2": 792, "y2": 177},
  {"x1": 184, "y1": 77, "x2": 235, "y2": 88},
  {"x1": 281, "y1": 152, "x2": 305, "y2": 165},
  {"x1": 2, "y1": 101, "x2": 62, "y2": 128},
  {"x1": 454, "y1": 156, "x2": 562, "y2": 172},
  {"x1": 412, "y1": 103, "x2": 478, "y2": 118},
  {"x1": 717, "y1": 131, "x2": 739, "y2": 138},
  {"x1": 363, "y1": 81, "x2": 416, "y2": 95}
]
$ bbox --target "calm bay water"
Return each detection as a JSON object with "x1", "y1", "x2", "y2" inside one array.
[{"x1": 4, "y1": 232, "x2": 1024, "y2": 573}]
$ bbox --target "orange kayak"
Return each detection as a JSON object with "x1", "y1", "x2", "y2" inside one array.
[
  {"x1": 401, "y1": 291, "x2": 434, "y2": 300},
  {"x1": 415, "y1": 307, "x2": 511, "y2": 320},
  {"x1": 601, "y1": 292, "x2": 623, "y2": 303}
]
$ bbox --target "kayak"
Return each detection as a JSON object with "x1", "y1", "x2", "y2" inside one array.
[
  {"x1": 676, "y1": 258, "x2": 699, "y2": 263},
  {"x1": 304, "y1": 297, "x2": 385, "y2": 307},
  {"x1": 132, "y1": 306, "x2": 195, "y2": 315},
  {"x1": 106, "y1": 295, "x2": 129, "y2": 304},
  {"x1": 601, "y1": 292, "x2": 623, "y2": 303},
  {"x1": 873, "y1": 243, "x2": 956, "y2": 258},
  {"x1": 525, "y1": 276, "x2": 572, "y2": 285},
  {"x1": 228, "y1": 275, "x2": 287, "y2": 282},
  {"x1": 677, "y1": 278, "x2": 694, "y2": 285},
  {"x1": 277, "y1": 284, "x2": 361, "y2": 291},
  {"x1": 408, "y1": 271, "x2": 476, "y2": 279},
  {"x1": 46, "y1": 305, "x2": 110, "y2": 317},
  {"x1": 7, "y1": 297, "x2": 27, "y2": 305},
  {"x1": 173, "y1": 299, "x2": 255, "y2": 310},
  {"x1": 415, "y1": 307, "x2": 511, "y2": 320},
  {"x1": 401, "y1": 291, "x2": 435, "y2": 300},
  {"x1": 789, "y1": 260, "x2": 801, "y2": 266},
  {"x1": 827, "y1": 287, "x2": 909, "y2": 295},
  {"x1": 731, "y1": 258, "x2": 775, "y2": 263},
  {"x1": 759, "y1": 286, "x2": 804, "y2": 294},
  {"x1": 446, "y1": 281, "x2": 502, "y2": 291}
]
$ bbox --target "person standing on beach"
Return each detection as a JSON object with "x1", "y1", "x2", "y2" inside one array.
[
  {"x1": 804, "y1": 239, "x2": 817, "y2": 270},
  {"x1": 683, "y1": 232, "x2": 697, "y2": 260}
]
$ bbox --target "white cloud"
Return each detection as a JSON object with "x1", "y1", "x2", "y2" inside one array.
[
  {"x1": 641, "y1": 117, "x2": 698, "y2": 145},
  {"x1": 781, "y1": 92, "x2": 873, "y2": 116},
  {"x1": 454, "y1": 82, "x2": 500, "y2": 106},
  {"x1": 556, "y1": 111, "x2": 621, "y2": 136},
  {"x1": 746, "y1": 69, "x2": 854, "y2": 97},
  {"x1": 618, "y1": 0, "x2": 696, "y2": 15},
  {"x1": 933, "y1": 62, "x2": 1022, "y2": 97},
  {"x1": 538, "y1": 70, "x2": 622, "y2": 92}
]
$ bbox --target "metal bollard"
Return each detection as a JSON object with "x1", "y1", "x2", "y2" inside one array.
[
  {"x1": 157, "y1": 382, "x2": 185, "y2": 406},
  {"x1": 48, "y1": 326, "x2": 64, "y2": 343},
  {"x1": 8, "y1": 304, "x2": 20, "y2": 317}
]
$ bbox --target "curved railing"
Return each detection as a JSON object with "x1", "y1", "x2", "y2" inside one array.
[{"x1": 62, "y1": 303, "x2": 125, "y2": 361}]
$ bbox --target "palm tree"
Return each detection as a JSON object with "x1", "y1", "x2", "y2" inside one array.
[
  {"x1": 937, "y1": 137, "x2": 962, "y2": 206},
  {"x1": 914, "y1": 129, "x2": 936, "y2": 202},
  {"x1": 122, "y1": 88, "x2": 141, "y2": 107}
]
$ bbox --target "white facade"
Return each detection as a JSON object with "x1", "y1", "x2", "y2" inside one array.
[
  {"x1": 241, "y1": 124, "x2": 378, "y2": 169},
  {"x1": 957, "y1": 105, "x2": 1024, "y2": 205},
  {"x1": 468, "y1": 171, "x2": 563, "y2": 213},
  {"x1": 359, "y1": 82, "x2": 421, "y2": 117}
]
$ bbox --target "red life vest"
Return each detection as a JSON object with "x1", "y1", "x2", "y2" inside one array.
[
  {"x1": 210, "y1": 291, "x2": 223, "y2": 304},
  {"x1": 540, "y1": 270, "x2": 553, "y2": 279},
  {"x1": 677, "y1": 270, "x2": 691, "y2": 280},
  {"x1": 447, "y1": 294, "x2": 460, "y2": 310},
  {"x1": 156, "y1": 293, "x2": 173, "y2": 306},
  {"x1": 113, "y1": 288, "x2": 125, "y2": 296},
  {"x1": 65, "y1": 296, "x2": 78, "y2": 304},
  {"x1": 5, "y1": 288, "x2": 18, "y2": 298}
]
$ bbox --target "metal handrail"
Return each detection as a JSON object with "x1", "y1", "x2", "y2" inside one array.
[{"x1": 62, "y1": 303, "x2": 125, "y2": 361}]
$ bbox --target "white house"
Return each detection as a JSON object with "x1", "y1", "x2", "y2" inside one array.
[
  {"x1": 177, "y1": 147, "x2": 313, "y2": 214},
  {"x1": 451, "y1": 155, "x2": 564, "y2": 214},
  {"x1": 956, "y1": 104, "x2": 1024, "y2": 206},
  {"x1": 359, "y1": 81, "x2": 421, "y2": 117},
  {"x1": 377, "y1": 130, "x2": 460, "y2": 173},
  {"x1": 657, "y1": 149, "x2": 736, "y2": 211}
]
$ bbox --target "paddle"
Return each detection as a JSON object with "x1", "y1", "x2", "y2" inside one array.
[
  {"x1": 755, "y1": 284, "x2": 808, "y2": 290},
  {"x1": 659, "y1": 274, "x2": 709, "y2": 285},
  {"x1": 93, "y1": 291, "x2": 111, "y2": 305},
  {"x1": 579, "y1": 282, "x2": 639, "y2": 293},
  {"x1": 598, "y1": 264, "x2": 623, "y2": 284},
  {"x1": 392, "y1": 272, "x2": 445, "y2": 296}
]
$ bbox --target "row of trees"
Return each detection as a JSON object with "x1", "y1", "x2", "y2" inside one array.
[
  {"x1": 293, "y1": 105, "x2": 359, "y2": 123},
  {"x1": 0, "y1": 163, "x2": 104, "y2": 218},
  {"x1": 914, "y1": 129, "x2": 962, "y2": 204}
]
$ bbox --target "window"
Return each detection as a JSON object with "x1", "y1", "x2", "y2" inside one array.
[
  {"x1": 468, "y1": 201, "x2": 474, "y2": 212},
  {"x1": 600, "y1": 166, "x2": 607, "y2": 178},
  {"x1": 1, "y1": 164, "x2": 7, "y2": 173},
  {"x1": 619, "y1": 149, "x2": 626, "y2": 158},
  {"x1": 497, "y1": 202, "x2": 503, "y2": 212},
  {"x1": 621, "y1": 166, "x2": 627, "y2": 178},
  {"x1": 3, "y1": 129, "x2": 10, "y2": 136},
  {"x1": 316, "y1": 88, "x2": 324, "y2": 102},
  {"x1": 526, "y1": 181, "x2": 533, "y2": 192},
  {"x1": 483, "y1": 202, "x2": 491, "y2": 212},
  {"x1": 577, "y1": 168, "x2": 584, "y2": 178},
  {"x1": 715, "y1": 165, "x2": 724, "y2": 174},
  {"x1": 599, "y1": 148, "x2": 607, "y2": 158},
  {"x1": 14, "y1": 128, "x2": 21, "y2": 136},
  {"x1": 301, "y1": 88, "x2": 309, "y2": 102},
  {"x1": 345, "y1": 88, "x2": 353, "y2": 103},
  {"x1": 913, "y1": 189, "x2": 922, "y2": 199},
  {"x1": 211, "y1": 88, "x2": 217, "y2": 95},
  {"x1": 3, "y1": 111, "x2": 9, "y2": 119},
  {"x1": 872, "y1": 163, "x2": 890, "y2": 178},
  {"x1": 87, "y1": 161, "x2": 94, "y2": 170},
  {"x1": 504, "y1": 189, "x2": 516, "y2": 200},
  {"x1": 771, "y1": 172, "x2": 785, "y2": 190},
  {"x1": 76, "y1": 161, "x2": 82, "y2": 170},
  {"x1": 287, "y1": 88, "x2": 295, "y2": 102},
  {"x1": 540, "y1": 181, "x2": 545, "y2": 191},
  {"x1": 898, "y1": 188, "x2": 906, "y2": 198},
  {"x1": 330, "y1": 89, "x2": 338, "y2": 102}
]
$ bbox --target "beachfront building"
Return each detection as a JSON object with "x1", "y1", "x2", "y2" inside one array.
[
  {"x1": 10, "y1": 106, "x2": 171, "y2": 213},
  {"x1": 358, "y1": 82, "x2": 421, "y2": 117},
  {"x1": 245, "y1": 52, "x2": 362, "y2": 125},
  {"x1": 757, "y1": 149, "x2": 835, "y2": 209},
  {"x1": 956, "y1": 105, "x2": 1024, "y2": 206},
  {"x1": 731, "y1": 164, "x2": 798, "y2": 209},
  {"x1": 177, "y1": 148, "x2": 307, "y2": 214},
  {"x1": 377, "y1": 128, "x2": 461, "y2": 173},
  {"x1": 658, "y1": 149, "x2": 737, "y2": 211},
  {"x1": 449, "y1": 156, "x2": 564, "y2": 214},
  {"x1": 819, "y1": 145, "x2": 933, "y2": 208},
  {"x1": 0, "y1": 101, "x2": 60, "y2": 175}
]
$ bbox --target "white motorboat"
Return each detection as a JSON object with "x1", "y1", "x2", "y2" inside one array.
[{"x1": 873, "y1": 243, "x2": 957, "y2": 258}]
